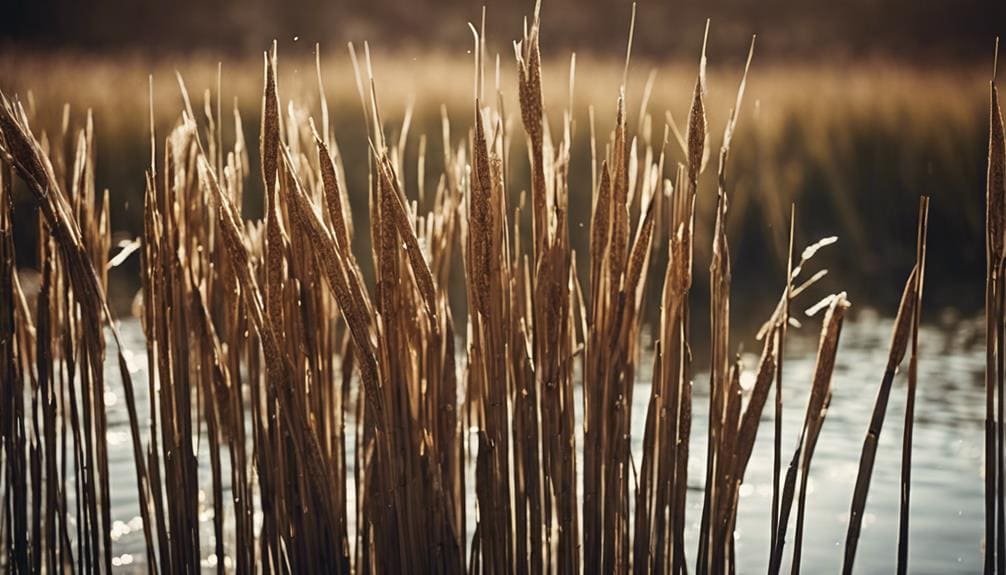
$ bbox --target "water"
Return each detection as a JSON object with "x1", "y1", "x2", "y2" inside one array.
[{"x1": 97, "y1": 313, "x2": 986, "y2": 573}]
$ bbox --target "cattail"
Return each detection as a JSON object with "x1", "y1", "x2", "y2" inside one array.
[
  {"x1": 516, "y1": 5, "x2": 543, "y2": 151},
  {"x1": 470, "y1": 102, "x2": 493, "y2": 316},
  {"x1": 311, "y1": 123, "x2": 353, "y2": 254},
  {"x1": 624, "y1": 193, "x2": 656, "y2": 300},
  {"x1": 516, "y1": 0, "x2": 547, "y2": 254},
  {"x1": 278, "y1": 148, "x2": 383, "y2": 423},
  {"x1": 989, "y1": 80, "x2": 1005, "y2": 262},
  {"x1": 686, "y1": 21, "x2": 709, "y2": 189},
  {"x1": 261, "y1": 42, "x2": 281, "y2": 202},
  {"x1": 590, "y1": 161, "x2": 612, "y2": 297},
  {"x1": 609, "y1": 93, "x2": 629, "y2": 288}
]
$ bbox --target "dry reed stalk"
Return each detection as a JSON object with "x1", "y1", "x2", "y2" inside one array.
[
  {"x1": 988, "y1": 38, "x2": 1005, "y2": 574},
  {"x1": 632, "y1": 171, "x2": 688, "y2": 574},
  {"x1": 36, "y1": 233, "x2": 59, "y2": 575},
  {"x1": 696, "y1": 151, "x2": 730, "y2": 575},
  {"x1": 769, "y1": 292, "x2": 851, "y2": 575},
  {"x1": 841, "y1": 200, "x2": 925, "y2": 570},
  {"x1": 727, "y1": 325, "x2": 778, "y2": 493},
  {"x1": 0, "y1": 155, "x2": 29, "y2": 575},
  {"x1": 897, "y1": 195, "x2": 929, "y2": 574},
  {"x1": 841, "y1": 264, "x2": 920, "y2": 573},
  {"x1": 771, "y1": 213, "x2": 794, "y2": 562}
]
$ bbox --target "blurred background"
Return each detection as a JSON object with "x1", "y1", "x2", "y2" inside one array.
[
  {"x1": 0, "y1": 0, "x2": 1002, "y2": 330},
  {"x1": 2, "y1": 0, "x2": 998, "y2": 60}
]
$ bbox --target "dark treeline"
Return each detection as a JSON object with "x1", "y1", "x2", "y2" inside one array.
[{"x1": 2, "y1": 0, "x2": 1000, "y2": 60}]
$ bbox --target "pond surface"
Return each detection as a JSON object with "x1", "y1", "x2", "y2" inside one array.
[{"x1": 96, "y1": 313, "x2": 986, "y2": 573}]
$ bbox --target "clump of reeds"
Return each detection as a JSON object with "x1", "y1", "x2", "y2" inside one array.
[
  {"x1": 0, "y1": 4, "x2": 970, "y2": 574},
  {"x1": 0, "y1": 94, "x2": 155, "y2": 574},
  {"x1": 582, "y1": 6, "x2": 671, "y2": 573}
]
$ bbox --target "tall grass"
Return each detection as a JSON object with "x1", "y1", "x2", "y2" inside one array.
[{"x1": 0, "y1": 4, "x2": 988, "y2": 574}]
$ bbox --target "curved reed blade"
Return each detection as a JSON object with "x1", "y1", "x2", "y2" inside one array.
[
  {"x1": 770, "y1": 292, "x2": 850, "y2": 575},
  {"x1": 897, "y1": 196, "x2": 929, "y2": 574},
  {"x1": 841, "y1": 264, "x2": 918, "y2": 573}
]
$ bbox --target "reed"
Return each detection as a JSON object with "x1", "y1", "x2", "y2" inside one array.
[
  {"x1": 777, "y1": 291, "x2": 850, "y2": 575},
  {"x1": 987, "y1": 37, "x2": 1004, "y2": 575},
  {"x1": 0, "y1": 4, "x2": 976, "y2": 574},
  {"x1": 839, "y1": 194, "x2": 932, "y2": 575},
  {"x1": 897, "y1": 196, "x2": 929, "y2": 574}
]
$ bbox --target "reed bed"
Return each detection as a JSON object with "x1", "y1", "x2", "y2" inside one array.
[{"x1": 0, "y1": 5, "x2": 993, "y2": 574}]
